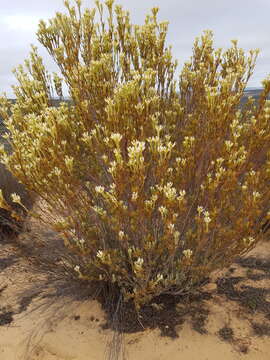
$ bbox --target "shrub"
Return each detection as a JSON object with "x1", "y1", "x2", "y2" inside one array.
[
  {"x1": 0, "y1": 127, "x2": 34, "y2": 238},
  {"x1": 0, "y1": 0, "x2": 269, "y2": 307}
]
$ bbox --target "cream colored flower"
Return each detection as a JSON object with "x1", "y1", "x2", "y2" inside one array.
[
  {"x1": 158, "y1": 206, "x2": 168, "y2": 217},
  {"x1": 11, "y1": 193, "x2": 21, "y2": 204},
  {"x1": 134, "y1": 257, "x2": 144, "y2": 272},
  {"x1": 164, "y1": 182, "x2": 177, "y2": 201},
  {"x1": 203, "y1": 211, "x2": 211, "y2": 232},
  {"x1": 95, "y1": 185, "x2": 105, "y2": 194},
  {"x1": 168, "y1": 223, "x2": 175, "y2": 233},
  {"x1": 102, "y1": 154, "x2": 108, "y2": 162},
  {"x1": 110, "y1": 133, "x2": 122, "y2": 144},
  {"x1": 225, "y1": 140, "x2": 233, "y2": 149},
  {"x1": 183, "y1": 249, "x2": 193, "y2": 259},
  {"x1": 252, "y1": 191, "x2": 261, "y2": 200},
  {"x1": 156, "y1": 273, "x2": 164, "y2": 282},
  {"x1": 64, "y1": 155, "x2": 74, "y2": 171},
  {"x1": 97, "y1": 250, "x2": 104, "y2": 260},
  {"x1": 132, "y1": 192, "x2": 138, "y2": 201},
  {"x1": 197, "y1": 206, "x2": 204, "y2": 215},
  {"x1": 119, "y1": 231, "x2": 125, "y2": 240}
]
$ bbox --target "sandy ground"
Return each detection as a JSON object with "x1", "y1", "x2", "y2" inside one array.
[{"x1": 0, "y1": 220, "x2": 270, "y2": 360}]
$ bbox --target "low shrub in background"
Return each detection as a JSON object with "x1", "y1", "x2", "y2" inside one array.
[
  {"x1": 0, "y1": 163, "x2": 33, "y2": 238},
  {"x1": 0, "y1": 126, "x2": 34, "y2": 239},
  {"x1": 0, "y1": 0, "x2": 269, "y2": 307}
]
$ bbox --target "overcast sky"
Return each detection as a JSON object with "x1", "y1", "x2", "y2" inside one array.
[{"x1": 0, "y1": 0, "x2": 269, "y2": 96}]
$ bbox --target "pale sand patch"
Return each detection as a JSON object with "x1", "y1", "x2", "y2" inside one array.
[{"x1": 1, "y1": 300, "x2": 269, "y2": 360}]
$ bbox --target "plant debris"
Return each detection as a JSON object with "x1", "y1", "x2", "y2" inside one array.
[
  {"x1": 0, "y1": 307, "x2": 14, "y2": 326},
  {"x1": 252, "y1": 322, "x2": 270, "y2": 337},
  {"x1": 218, "y1": 326, "x2": 234, "y2": 342}
]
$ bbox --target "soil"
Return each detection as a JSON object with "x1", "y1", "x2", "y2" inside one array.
[{"x1": 0, "y1": 213, "x2": 270, "y2": 360}]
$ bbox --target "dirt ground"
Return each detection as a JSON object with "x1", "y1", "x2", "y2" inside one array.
[{"x1": 0, "y1": 217, "x2": 270, "y2": 360}]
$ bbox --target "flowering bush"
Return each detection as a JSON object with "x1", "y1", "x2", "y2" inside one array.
[{"x1": 0, "y1": 0, "x2": 269, "y2": 307}]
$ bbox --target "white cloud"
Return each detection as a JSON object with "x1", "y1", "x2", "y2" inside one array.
[{"x1": 2, "y1": 14, "x2": 40, "y2": 32}]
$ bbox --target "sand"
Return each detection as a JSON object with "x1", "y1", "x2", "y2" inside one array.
[{"x1": 1, "y1": 220, "x2": 270, "y2": 360}]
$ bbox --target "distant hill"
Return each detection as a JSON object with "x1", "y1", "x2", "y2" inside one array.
[{"x1": 241, "y1": 88, "x2": 265, "y2": 102}]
